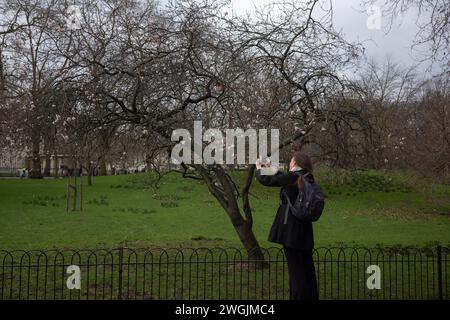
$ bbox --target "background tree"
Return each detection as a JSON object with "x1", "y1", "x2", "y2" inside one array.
[{"x1": 0, "y1": 0, "x2": 75, "y2": 178}]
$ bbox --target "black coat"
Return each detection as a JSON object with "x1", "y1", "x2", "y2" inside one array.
[{"x1": 256, "y1": 168, "x2": 314, "y2": 250}]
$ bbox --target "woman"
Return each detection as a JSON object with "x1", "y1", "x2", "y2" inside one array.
[{"x1": 255, "y1": 151, "x2": 319, "y2": 300}]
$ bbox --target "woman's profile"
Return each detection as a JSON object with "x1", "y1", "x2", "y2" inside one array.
[{"x1": 255, "y1": 151, "x2": 319, "y2": 300}]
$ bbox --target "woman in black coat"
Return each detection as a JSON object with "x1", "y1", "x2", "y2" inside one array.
[{"x1": 255, "y1": 151, "x2": 319, "y2": 300}]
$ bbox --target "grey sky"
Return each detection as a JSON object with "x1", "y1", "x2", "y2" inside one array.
[
  {"x1": 331, "y1": 0, "x2": 430, "y2": 71},
  {"x1": 228, "y1": 0, "x2": 433, "y2": 74}
]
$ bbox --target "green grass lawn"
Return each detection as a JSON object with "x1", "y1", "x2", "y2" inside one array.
[{"x1": 1, "y1": 169, "x2": 450, "y2": 250}]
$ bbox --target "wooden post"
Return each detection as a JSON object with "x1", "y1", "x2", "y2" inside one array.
[
  {"x1": 73, "y1": 175, "x2": 77, "y2": 211},
  {"x1": 66, "y1": 176, "x2": 70, "y2": 212},
  {"x1": 80, "y1": 179, "x2": 83, "y2": 211}
]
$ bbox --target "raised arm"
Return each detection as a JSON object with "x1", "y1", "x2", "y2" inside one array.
[{"x1": 255, "y1": 169, "x2": 298, "y2": 187}]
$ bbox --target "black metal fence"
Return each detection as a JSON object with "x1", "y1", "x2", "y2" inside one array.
[{"x1": 0, "y1": 246, "x2": 448, "y2": 300}]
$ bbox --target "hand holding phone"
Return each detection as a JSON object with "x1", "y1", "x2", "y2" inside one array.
[{"x1": 260, "y1": 155, "x2": 271, "y2": 168}]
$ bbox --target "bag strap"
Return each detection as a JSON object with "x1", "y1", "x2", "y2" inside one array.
[
  {"x1": 282, "y1": 172, "x2": 302, "y2": 224},
  {"x1": 282, "y1": 191, "x2": 292, "y2": 224}
]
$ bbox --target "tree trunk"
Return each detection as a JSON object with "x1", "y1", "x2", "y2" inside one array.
[
  {"x1": 145, "y1": 155, "x2": 152, "y2": 172},
  {"x1": 54, "y1": 155, "x2": 59, "y2": 178},
  {"x1": 194, "y1": 165, "x2": 267, "y2": 267},
  {"x1": 28, "y1": 132, "x2": 42, "y2": 179},
  {"x1": 87, "y1": 163, "x2": 93, "y2": 186},
  {"x1": 228, "y1": 208, "x2": 267, "y2": 268},
  {"x1": 99, "y1": 156, "x2": 107, "y2": 176},
  {"x1": 0, "y1": 49, "x2": 5, "y2": 99}
]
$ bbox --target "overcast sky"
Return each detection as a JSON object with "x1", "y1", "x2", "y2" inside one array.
[{"x1": 227, "y1": 0, "x2": 434, "y2": 75}]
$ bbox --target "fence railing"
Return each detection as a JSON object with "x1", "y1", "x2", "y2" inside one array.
[{"x1": 0, "y1": 246, "x2": 448, "y2": 300}]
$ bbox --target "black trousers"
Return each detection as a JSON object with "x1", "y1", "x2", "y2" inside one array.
[{"x1": 283, "y1": 246, "x2": 319, "y2": 300}]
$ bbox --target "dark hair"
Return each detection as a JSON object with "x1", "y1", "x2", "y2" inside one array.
[
  {"x1": 293, "y1": 151, "x2": 313, "y2": 172},
  {"x1": 292, "y1": 152, "x2": 313, "y2": 189}
]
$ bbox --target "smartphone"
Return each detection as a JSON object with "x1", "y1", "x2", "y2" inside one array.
[{"x1": 260, "y1": 155, "x2": 270, "y2": 167}]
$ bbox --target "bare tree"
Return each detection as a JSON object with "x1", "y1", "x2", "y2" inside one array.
[
  {"x1": 404, "y1": 75, "x2": 450, "y2": 177},
  {"x1": 2, "y1": 0, "x2": 364, "y2": 260},
  {"x1": 0, "y1": 0, "x2": 75, "y2": 178}
]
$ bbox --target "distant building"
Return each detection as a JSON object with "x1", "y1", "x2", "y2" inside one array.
[
  {"x1": 24, "y1": 154, "x2": 80, "y2": 176},
  {"x1": 0, "y1": 146, "x2": 27, "y2": 174}
]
